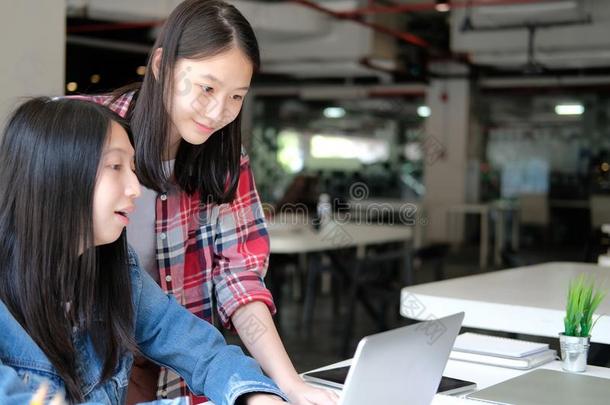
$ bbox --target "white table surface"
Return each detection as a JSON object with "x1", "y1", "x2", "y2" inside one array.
[
  {"x1": 348, "y1": 198, "x2": 420, "y2": 212},
  {"x1": 267, "y1": 219, "x2": 413, "y2": 254},
  {"x1": 400, "y1": 262, "x2": 610, "y2": 344},
  {"x1": 304, "y1": 358, "x2": 610, "y2": 404}
]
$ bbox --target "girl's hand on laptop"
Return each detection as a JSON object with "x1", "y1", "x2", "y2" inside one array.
[{"x1": 284, "y1": 381, "x2": 340, "y2": 405}]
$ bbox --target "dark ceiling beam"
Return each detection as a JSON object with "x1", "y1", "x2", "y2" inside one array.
[
  {"x1": 67, "y1": 20, "x2": 163, "y2": 34},
  {"x1": 67, "y1": 35, "x2": 152, "y2": 53}
]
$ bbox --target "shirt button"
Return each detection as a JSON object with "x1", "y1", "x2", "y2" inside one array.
[
  {"x1": 160, "y1": 233, "x2": 166, "y2": 240},
  {"x1": 160, "y1": 193, "x2": 167, "y2": 201},
  {"x1": 165, "y1": 275, "x2": 172, "y2": 282}
]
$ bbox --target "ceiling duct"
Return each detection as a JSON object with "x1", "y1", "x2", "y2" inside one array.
[
  {"x1": 233, "y1": 0, "x2": 405, "y2": 79},
  {"x1": 452, "y1": 0, "x2": 610, "y2": 70},
  {"x1": 69, "y1": 0, "x2": 407, "y2": 80}
]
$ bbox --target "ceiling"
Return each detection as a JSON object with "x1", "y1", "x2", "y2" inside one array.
[{"x1": 65, "y1": 0, "x2": 610, "y2": 88}]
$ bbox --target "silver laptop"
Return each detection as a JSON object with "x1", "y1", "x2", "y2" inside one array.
[
  {"x1": 336, "y1": 312, "x2": 464, "y2": 405},
  {"x1": 468, "y1": 369, "x2": 610, "y2": 405}
]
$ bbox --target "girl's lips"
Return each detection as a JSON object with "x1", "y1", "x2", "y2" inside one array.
[
  {"x1": 115, "y1": 212, "x2": 129, "y2": 226},
  {"x1": 193, "y1": 120, "x2": 214, "y2": 133}
]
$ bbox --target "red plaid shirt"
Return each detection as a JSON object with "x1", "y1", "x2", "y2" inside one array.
[{"x1": 85, "y1": 92, "x2": 275, "y2": 402}]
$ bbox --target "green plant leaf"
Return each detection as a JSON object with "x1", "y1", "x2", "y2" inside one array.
[{"x1": 564, "y1": 274, "x2": 606, "y2": 337}]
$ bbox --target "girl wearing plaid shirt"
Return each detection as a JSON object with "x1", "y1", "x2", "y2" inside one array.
[{"x1": 85, "y1": 1, "x2": 338, "y2": 405}]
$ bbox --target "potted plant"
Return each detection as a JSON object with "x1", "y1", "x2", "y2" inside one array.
[{"x1": 560, "y1": 274, "x2": 606, "y2": 372}]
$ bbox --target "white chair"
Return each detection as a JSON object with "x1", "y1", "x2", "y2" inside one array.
[
  {"x1": 590, "y1": 195, "x2": 610, "y2": 229},
  {"x1": 518, "y1": 193, "x2": 550, "y2": 226},
  {"x1": 517, "y1": 193, "x2": 550, "y2": 247},
  {"x1": 589, "y1": 195, "x2": 610, "y2": 265}
]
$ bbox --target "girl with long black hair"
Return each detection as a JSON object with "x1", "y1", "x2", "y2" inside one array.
[{"x1": 0, "y1": 97, "x2": 287, "y2": 405}]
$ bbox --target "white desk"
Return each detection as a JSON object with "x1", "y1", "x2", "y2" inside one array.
[
  {"x1": 267, "y1": 216, "x2": 414, "y2": 328},
  {"x1": 348, "y1": 198, "x2": 423, "y2": 247},
  {"x1": 348, "y1": 198, "x2": 420, "y2": 214},
  {"x1": 400, "y1": 262, "x2": 610, "y2": 344},
  {"x1": 304, "y1": 358, "x2": 610, "y2": 404},
  {"x1": 268, "y1": 217, "x2": 413, "y2": 255}
]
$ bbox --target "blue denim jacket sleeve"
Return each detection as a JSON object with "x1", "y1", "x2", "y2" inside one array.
[
  {"x1": 0, "y1": 357, "x2": 186, "y2": 405},
  {"x1": 0, "y1": 361, "x2": 186, "y2": 405},
  {"x1": 129, "y1": 250, "x2": 287, "y2": 405},
  {"x1": 0, "y1": 359, "x2": 37, "y2": 405},
  {"x1": 0, "y1": 361, "x2": 108, "y2": 405}
]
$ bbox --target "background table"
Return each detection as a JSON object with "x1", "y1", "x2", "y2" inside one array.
[
  {"x1": 400, "y1": 262, "x2": 610, "y2": 344},
  {"x1": 267, "y1": 216, "x2": 414, "y2": 333},
  {"x1": 268, "y1": 216, "x2": 413, "y2": 255}
]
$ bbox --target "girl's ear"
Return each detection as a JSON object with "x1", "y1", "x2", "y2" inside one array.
[{"x1": 151, "y1": 48, "x2": 163, "y2": 81}]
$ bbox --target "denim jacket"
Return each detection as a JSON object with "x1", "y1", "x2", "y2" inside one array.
[{"x1": 0, "y1": 249, "x2": 286, "y2": 405}]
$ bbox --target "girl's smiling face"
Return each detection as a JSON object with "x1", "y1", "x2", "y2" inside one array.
[
  {"x1": 92, "y1": 121, "x2": 141, "y2": 246},
  {"x1": 154, "y1": 46, "x2": 253, "y2": 158}
]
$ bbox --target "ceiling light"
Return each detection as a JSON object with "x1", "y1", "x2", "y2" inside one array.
[
  {"x1": 323, "y1": 107, "x2": 346, "y2": 119},
  {"x1": 90, "y1": 74, "x2": 101, "y2": 84},
  {"x1": 555, "y1": 103, "x2": 584, "y2": 115},
  {"x1": 417, "y1": 106, "x2": 431, "y2": 118},
  {"x1": 136, "y1": 66, "x2": 147, "y2": 76},
  {"x1": 66, "y1": 82, "x2": 78, "y2": 92},
  {"x1": 435, "y1": 0, "x2": 450, "y2": 13}
]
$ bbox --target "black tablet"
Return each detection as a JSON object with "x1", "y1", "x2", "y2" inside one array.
[{"x1": 303, "y1": 366, "x2": 476, "y2": 395}]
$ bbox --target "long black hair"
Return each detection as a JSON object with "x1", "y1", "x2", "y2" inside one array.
[
  {"x1": 118, "y1": 0, "x2": 260, "y2": 203},
  {"x1": 0, "y1": 98, "x2": 137, "y2": 402}
]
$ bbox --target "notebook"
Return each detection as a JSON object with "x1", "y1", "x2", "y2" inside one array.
[
  {"x1": 468, "y1": 369, "x2": 610, "y2": 405},
  {"x1": 449, "y1": 348, "x2": 556, "y2": 370},
  {"x1": 453, "y1": 333, "x2": 549, "y2": 358}
]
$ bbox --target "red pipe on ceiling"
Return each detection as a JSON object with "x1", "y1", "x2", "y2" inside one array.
[
  {"x1": 291, "y1": 0, "x2": 430, "y2": 48},
  {"x1": 337, "y1": 0, "x2": 562, "y2": 18},
  {"x1": 66, "y1": 0, "x2": 555, "y2": 36}
]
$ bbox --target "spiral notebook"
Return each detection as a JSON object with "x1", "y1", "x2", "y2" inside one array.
[{"x1": 453, "y1": 333, "x2": 549, "y2": 358}]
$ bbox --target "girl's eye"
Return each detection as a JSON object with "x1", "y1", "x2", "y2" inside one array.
[
  {"x1": 109, "y1": 164, "x2": 122, "y2": 171},
  {"x1": 201, "y1": 85, "x2": 213, "y2": 93},
  {"x1": 232, "y1": 95, "x2": 244, "y2": 101}
]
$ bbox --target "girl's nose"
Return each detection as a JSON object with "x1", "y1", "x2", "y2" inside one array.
[
  {"x1": 206, "y1": 96, "x2": 227, "y2": 121},
  {"x1": 126, "y1": 172, "x2": 141, "y2": 198}
]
